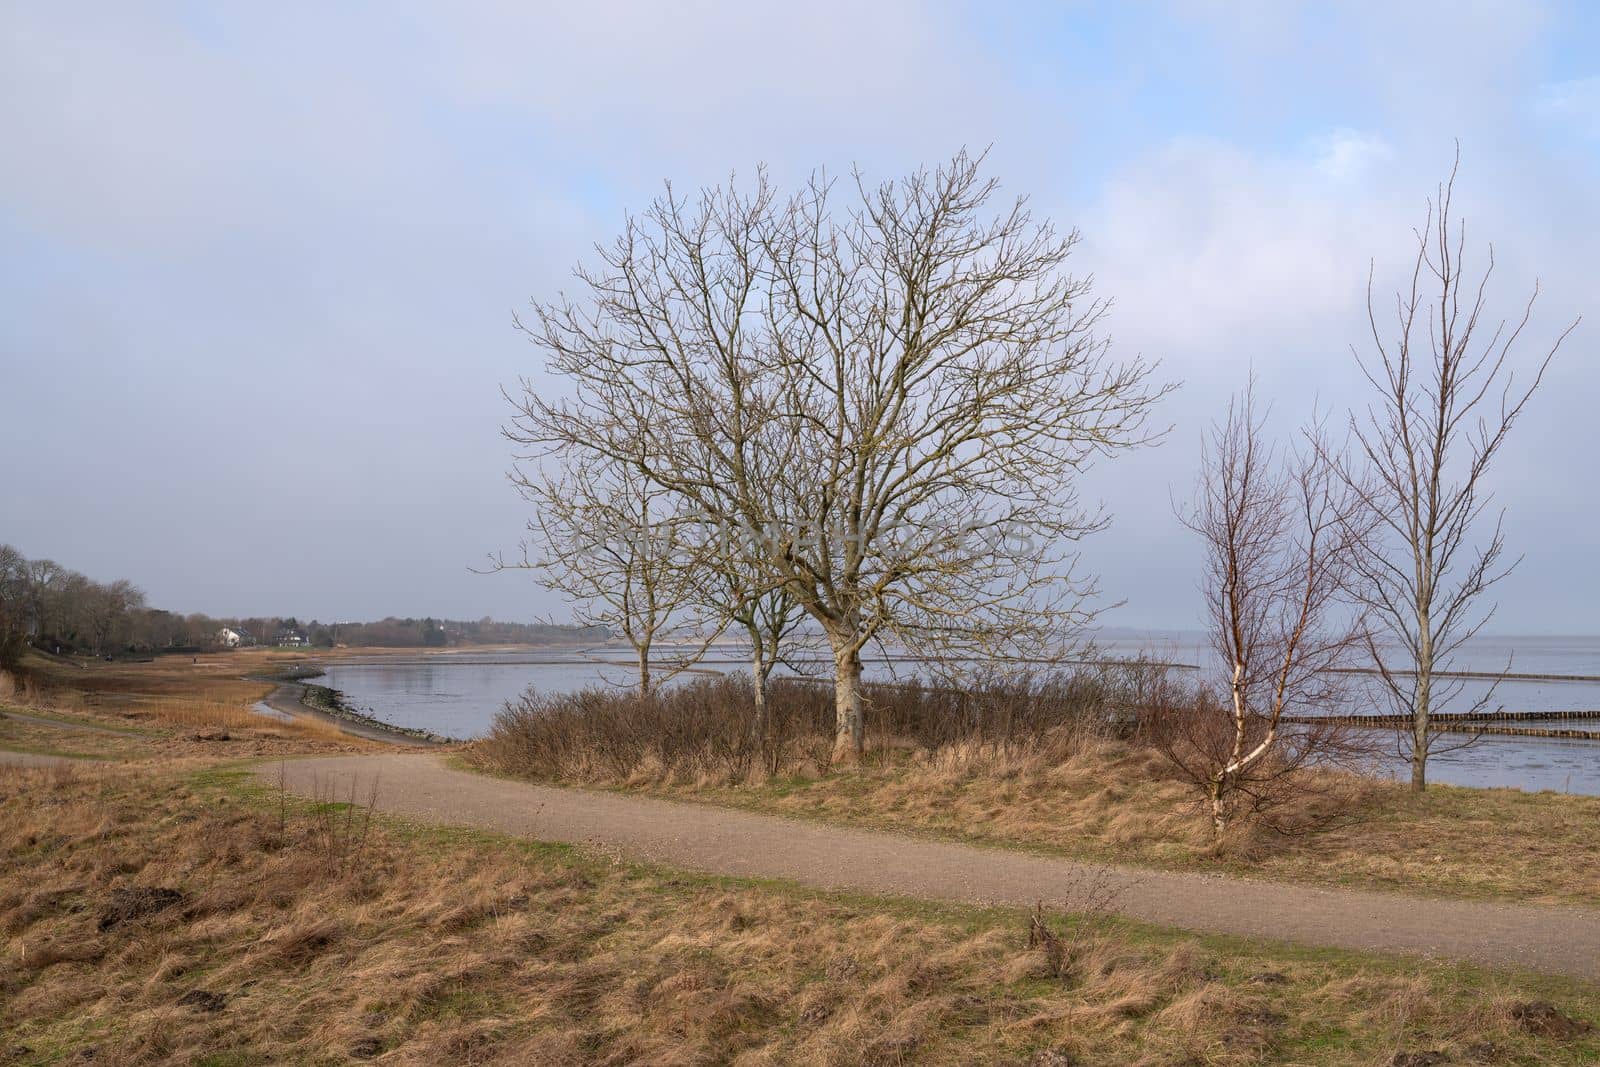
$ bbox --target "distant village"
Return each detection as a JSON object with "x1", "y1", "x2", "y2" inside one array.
[{"x1": 211, "y1": 616, "x2": 607, "y2": 651}]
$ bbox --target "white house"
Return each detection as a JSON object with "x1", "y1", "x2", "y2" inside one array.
[{"x1": 217, "y1": 627, "x2": 251, "y2": 648}]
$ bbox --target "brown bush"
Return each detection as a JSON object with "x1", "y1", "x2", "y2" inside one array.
[
  {"x1": 474, "y1": 665, "x2": 1164, "y2": 784},
  {"x1": 1140, "y1": 681, "x2": 1379, "y2": 842}
]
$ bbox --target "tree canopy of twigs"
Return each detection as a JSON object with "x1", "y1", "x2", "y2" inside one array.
[
  {"x1": 706, "y1": 554, "x2": 809, "y2": 751},
  {"x1": 506, "y1": 150, "x2": 1169, "y2": 761},
  {"x1": 501, "y1": 454, "x2": 722, "y2": 698},
  {"x1": 1337, "y1": 153, "x2": 1578, "y2": 792}
]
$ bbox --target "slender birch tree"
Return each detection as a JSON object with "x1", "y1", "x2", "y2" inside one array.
[
  {"x1": 1339, "y1": 157, "x2": 1578, "y2": 791},
  {"x1": 1173, "y1": 387, "x2": 1366, "y2": 838}
]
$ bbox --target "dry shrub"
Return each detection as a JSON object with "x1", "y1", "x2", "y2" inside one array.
[
  {"x1": 1043, "y1": 864, "x2": 1127, "y2": 960},
  {"x1": 1139, "y1": 675, "x2": 1381, "y2": 846}
]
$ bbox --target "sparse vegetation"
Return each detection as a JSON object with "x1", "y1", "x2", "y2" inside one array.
[
  {"x1": 474, "y1": 668, "x2": 1148, "y2": 783},
  {"x1": 471, "y1": 673, "x2": 1600, "y2": 908},
  {"x1": 2, "y1": 648, "x2": 366, "y2": 755},
  {"x1": 4, "y1": 760, "x2": 1597, "y2": 1065}
]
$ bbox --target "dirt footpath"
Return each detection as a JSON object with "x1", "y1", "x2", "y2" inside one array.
[{"x1": 266, "y1": 753, "x2": 1600, "y2": 981}]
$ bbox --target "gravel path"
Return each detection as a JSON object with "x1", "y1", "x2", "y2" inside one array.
[{"x1": 266, "y1": 753, "x2": 1600, "y2": 981}]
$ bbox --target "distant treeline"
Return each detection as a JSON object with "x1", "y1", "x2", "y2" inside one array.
[
  {"x1": 1, "y1": 543, "x2": 148, "y2": 668},
  {"x1": 227, "y1": 616, "x2": 609, "y2": 650},
  {"x1": 0, "y1": 542, "x2": 605, "y2": 671}
]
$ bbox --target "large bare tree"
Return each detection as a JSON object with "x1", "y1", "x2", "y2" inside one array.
[
  {"x1": 1340, "y1": 157, "x2": 1578, "y2": 791},
  {"x1": 22, "y1": 557, "x2": 64, "y2": 641},
  {"x1": 1166, "y1": 388, "x2": 1367, "y2": 838},
  {"x1": 84, "y1": 578, "x2": 145, "y2": 655},
  {"x1": 509, "y1": 151, "x2": 1167, "y2": 761}
]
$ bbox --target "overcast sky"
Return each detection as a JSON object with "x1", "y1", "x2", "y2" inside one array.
[{"x1": 1, "y1": 2, "x2": 1595, "y2": 634}]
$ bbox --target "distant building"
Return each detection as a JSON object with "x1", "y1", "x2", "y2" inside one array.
[
  {"x1": 217, "y1": 627, "x2": 252, "y2": 648},
  {"x1": 275, "y1": 629, "x2": 309, "y2": 647}
]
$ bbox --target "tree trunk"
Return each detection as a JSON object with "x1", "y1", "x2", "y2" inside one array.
[
  {"x1": 1209, "y1": 772, "x2": 1228, "y2": 840},
  {"x1": 637, "y1": 643, "x2": 652, "y2": 700},
  {"x1": 1412, "y1": 610, "x2": 1433, "y2": 792},
  {"x1": 830, "y1": 640, "x2": 865, "y2": 764},
  {"x1": 750, "y1": 643, "x2": 769, "y2": 746}
]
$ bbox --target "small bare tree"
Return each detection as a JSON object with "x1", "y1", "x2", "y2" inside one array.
[
  {"x1": 1339, "y1": 155, "x2": 1578, "y2": 791},
  {"x1": 1168, "y1": 387, "x2": 1367, "y2": 839},
  {"x1": 501, "y1": 453, "x2": 718, "y2": 697},
  {"x1": 703, "y1": 552, "x2": 807, "y2": 750}
]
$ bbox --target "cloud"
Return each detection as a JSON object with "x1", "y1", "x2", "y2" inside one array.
[
  {"x1": 1537, "y1": 75, "x2": 1600, "y2": 139},
  {"x1": 1310, "y1": 130, "x2": 1395, "y2": 181},
  {"x1": 0, "y1": 1, "x2": 1594, "y2": 632},
  {"x1": 1080, "y1": 133, "x2": 1409, "y2": 370}
]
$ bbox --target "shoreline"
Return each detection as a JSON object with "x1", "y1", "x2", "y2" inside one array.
[{"x1": 252, "y1": 666, "x2": 450, "y2": 746}]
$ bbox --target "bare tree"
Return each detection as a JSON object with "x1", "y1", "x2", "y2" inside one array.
[
  {"x1": 501, "y1": 452, "x2": 719, "y2": 698},
  {"x1": 85, "y1": 579, "x2": 145, "y2": 655},
  {"x1": 22, "y1": 557, "x2": 64, "y2": 640},
  {"x1": 704, "y1": 551, "x2": 809, "y2": 750},
  {"x1": 509, "y1": 151, "x2": 1167, "y2": 762},
  {"x1": 1339, "y1": 156, "x2": 1578, "y2": 791},
  {"x1": 1165, "y1": 387, "x2": 1366, "y2": 839},
  {"x1": 0, "y1": 544, "x2": 27, "y2": 671}
]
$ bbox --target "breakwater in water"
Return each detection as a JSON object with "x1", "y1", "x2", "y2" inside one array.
[{"x1": 1283, "y1": 708, "x2": 1600, "y2": 741}]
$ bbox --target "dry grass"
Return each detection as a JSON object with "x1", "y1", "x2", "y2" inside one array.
[
  {"x1": 4, "y1": 762, "x2": 1597, "y2": 1065},
  {"x1": 2, "y1": 650, "x2": 369, "y2": 759},
  {"x1": 123, "y1": 695, "x2": 343, "y2": 741},
  {"x1": 477, "y1": 731, "x2": 1600, "y2": 909},
  {"x1": 471, "y1": 672, "x2": 1600, "y2": 906},
  {"x1": 0, "y1": 712, "x2": 146, "y2": 761}
]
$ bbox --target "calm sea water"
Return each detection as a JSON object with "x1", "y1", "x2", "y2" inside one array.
[{"x1": 315, "y1": 633, "x2": 1600, "y2": 795}]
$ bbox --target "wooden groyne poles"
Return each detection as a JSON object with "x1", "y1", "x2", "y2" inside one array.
[
  {"x1": 1328, "y1": 667, "x2": 1600, "y2": 684},
  {"x1": 1285, "y1": 708, "x2": 1600, "y2": 725},
  {"x1": 1283, "y1": 708, "x2": 1600, "y2": 740}
]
